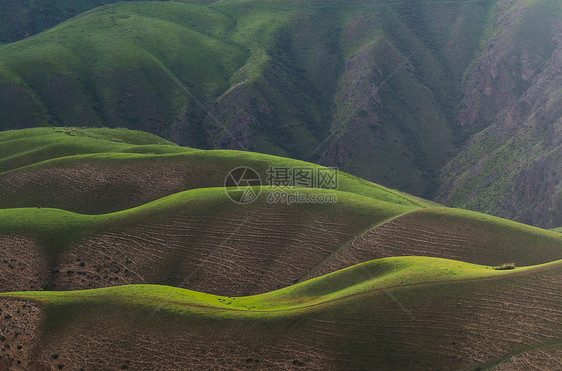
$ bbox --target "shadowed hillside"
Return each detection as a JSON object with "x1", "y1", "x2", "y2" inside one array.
[
  {"x1": 0, "y1": 0, "x2": 499, "y2": 198},
  {"x1": 438, "y1": 0, "x2": 562, "y2": 228}
]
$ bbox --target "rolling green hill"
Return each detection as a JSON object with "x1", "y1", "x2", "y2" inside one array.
[
  {"x1": 0, "y1": 0, "x2": 560, "y2": 367},
  {"x1": 0, "y1": 127, "x2": 561, "y2": 369},
  {"x1": 0, "y1": 126, "x2": 189, "y2": 172},
  {"x1": 0, "y1": 128, "x2": 560, "y2": 296},
  {"x1": 0, "y1": 186, "x2": 416, "y2": 294},
  {"x1": 0, "y1": 128, "x2": 421, "y2": 295},
  {"x1": 1, "y1": 257, "x2": 560, "y2": 369},
  {"x1": 0, "y1": 127, "x2": 429, "y2": 213},
  {"x1": 1, "y1": 185, "x2": 560, "y2": 295}
]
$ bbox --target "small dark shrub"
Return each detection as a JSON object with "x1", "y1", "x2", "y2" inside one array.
[{"x1": 493, "y1": 263, "x2": 516, "y2": 270}]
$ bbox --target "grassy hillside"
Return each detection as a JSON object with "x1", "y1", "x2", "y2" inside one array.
[
  {"x1": 0, "y1": 128, "x2": 560, "y2": 296},
  {"x1": 0, "y1": 0, "x2": 500, "y2": 197},
  {"x1": 0, "y1": 127, "x2": 560, "y2": 369},
  {"x1": 1, "y1": 0, "x2": 560, "y2": 228},
  {"x1": 0, "y1": 127, "x2": 429, "y2": 214},
  {"x1": 1, "y1": 257, "x2": 560, "y2": 369},
  {"x1": 308, "y1": 207, "x2": 562, "y2": 278},
  {"x1": 3, "y1": 256, "x2": 555, "y2": 316},
  {"x1": 0, "y1": 126, "x2": 189, "y2": 172},
  {"x1": 2, "y1": 185, "x2": 560, "y2": 295},
  {"x1": 0, "y1": 186, "x2": 416, "y2": 295},
  {"x1": 0, "y1": 0, "x2": 150, "y2": 44}
]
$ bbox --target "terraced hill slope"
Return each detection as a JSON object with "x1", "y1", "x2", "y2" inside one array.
[
  {"x1": 0, "y1": 187, "x2": 416, "y2": 295},
  {"x1": 0, "y1": 127, "x2": 561, "y2": 369},
  {"x1": 0, "y1": 127, "x2": 421, "y2": 295}
]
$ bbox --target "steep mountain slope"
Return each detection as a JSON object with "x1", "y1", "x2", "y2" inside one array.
[
  {"x1": 0, "y1": 0, "x2": 499, "y2": 198},
  {"x1": 1, "y1": 258, "x2": 560, "y2": 369},
  {"x1": 438, "y1": 0, "x2": 562, "y2": 228}
]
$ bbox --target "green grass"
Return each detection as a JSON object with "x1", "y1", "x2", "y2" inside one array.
[
  {"x1": 1, "y1": 184, "x2": 560, "y2": 269},
  {"x1": 0, "y1": 0, "x2": 149, "y2": 44},
  {"x1": 0, "y1": 127, "x2": 192, "y2": 172},
  {"x1": 1, "y1": 128, "x2": 560, "y2": 267},
  {"x1": 0, "y1": 127, "x2": 424, "y2": 209},
  {"x1": 0, "y1": 0, "x2": 503, "y2": 197},
  {"x1": 1, "y1": 255, "x2": 556, "y2": 370},
  {"x1": 1, "y1": 128, "x2": 560, "y2": 268},
  {"x1": 3, "y1": 256, "x2": 556, "y2": 316},
  {"x1": 423, "y1": 206, "x2": 562, "y2": 238},
  {"x1": 0, "y1": 126, "x2": 174, "y2": 144},
  {"x1": 0, "y1": 186, "x2": 416, "y2": 262},
  {"x1": 0, "y1": 127, "x2": 560, "y2": 369}
]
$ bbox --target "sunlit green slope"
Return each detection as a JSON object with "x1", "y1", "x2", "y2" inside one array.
[{"x1": 1, "y1": 257, "x2": 560, "y2": 369}]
